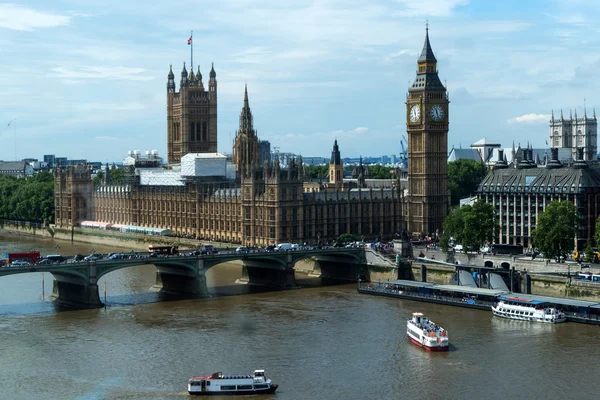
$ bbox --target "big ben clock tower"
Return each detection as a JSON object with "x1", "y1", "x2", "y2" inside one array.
[{"x1": 406, "y1": 26, "x2": 449, "y2": 237}]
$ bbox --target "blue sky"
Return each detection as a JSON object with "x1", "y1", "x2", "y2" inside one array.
[{"x1": 1, "y1": 0, "x2": 599, "y2": 162}]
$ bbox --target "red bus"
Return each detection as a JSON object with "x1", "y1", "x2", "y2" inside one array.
[{"x1": 5, "y1": 251, "x2": 41, "y2": 264}]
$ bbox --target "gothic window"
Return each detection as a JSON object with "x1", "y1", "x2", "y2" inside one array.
[
  {"x1": 577, "y1": 130, "x2": 583, "y2": 146},
  {"x1": 553, "y1": 137, "x2": 559, "y2": 146},
  {"x1": 190, "y1": 122, "x2": 194, "y2": 141},
  {"x1": 196, "y1": 122, "x2": 201, "y2": 140},
  {"x1": 202, "y1": 121, "x2": 207, "y2": 141}
]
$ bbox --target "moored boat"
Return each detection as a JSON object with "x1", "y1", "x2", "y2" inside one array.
[
  {"x1": 188, "y1": 369, "x2": 278, "y2": 396},
  {"x1": 406, "y1": 312, "x2": 449, "y2": 351},
  {"x1": 492, "y1": 296, "x2": 566, "y2": 323}
]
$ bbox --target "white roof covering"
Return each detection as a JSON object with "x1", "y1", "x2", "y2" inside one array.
[
  {"x1": 138, "y1": 168, "x2": 184, "y2": 186},
  {"x1": 181, "y1": 153, "x2": 227, "y2": 177}
]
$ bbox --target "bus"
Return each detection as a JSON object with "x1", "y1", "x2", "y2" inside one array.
[
  {"x1": 5, "y1": 251, "x2": 41, "y2": 264},
  {"x1": 148, "y1": 245, "x2": 179, "y2": 256},
  {"x1": 491, "y1": 244, "x2": 523, "y2": 255}
]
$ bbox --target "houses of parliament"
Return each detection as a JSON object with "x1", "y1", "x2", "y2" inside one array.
[{"x1": 54, "y1": 29, "x2": 449, "y2": 245}]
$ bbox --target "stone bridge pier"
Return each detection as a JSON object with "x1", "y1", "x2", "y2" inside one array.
[
  {"x1": 50, "y1": 265, "x2": 103, "y2": 309},
  {"x1": 152, "y1": 259, "x2": 208, "y2": 297},
  {"x1": 239, "y1": 257, "x2": 296, "y2": 288},
  {"x1": 313, "y1": 254, "x2": 369, "y2": 282}
]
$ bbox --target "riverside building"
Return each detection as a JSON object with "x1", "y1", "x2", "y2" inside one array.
[
  {"x1": 54, "y1": 29, "x2": 449, "y2": 243},
  {"x1": 477, "y1": 148, "x2": 600, "y2": 250}
]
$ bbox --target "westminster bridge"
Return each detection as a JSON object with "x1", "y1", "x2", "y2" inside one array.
[{"x1": 0, "y1": 248, "x2": 368, "y2": 308}]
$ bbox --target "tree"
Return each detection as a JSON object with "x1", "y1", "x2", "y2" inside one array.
[
  {"x1": 447, "y1": 159, "x2": 488, "y2": 206},
  {"x1": 305, "y1": 165, "x2": 329, "y2": 179},
  {"x1": 585, "y1": 242, "x2": 595, "y2": 263},
  {"x1": 368, "y1": 165, "x2": 393, "y2": 179},
  {"x1": 595, "y1": 216, "x2": 600, "y2": 250},
  {"x1": 532, "y1": 200, "x2": 578, "y2": 262},
  {"x1": 0, "y1": 172, "x2": 55, "y2": 223},
  {"x1": 108, "y1": 168, "x2": 126, "y2": 184},
  {"x1": 92, "y1": 171, "x2": 104, "y2": 185},
  {"x1": 440, "y1": 201, "x2": 495, "y2": 253}
]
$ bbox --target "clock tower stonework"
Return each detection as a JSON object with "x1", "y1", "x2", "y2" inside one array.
[{"x1": 406, "y1": 27, "x2": 449, "y2": 237}]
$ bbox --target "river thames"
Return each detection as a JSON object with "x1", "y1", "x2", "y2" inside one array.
[{"x1": 0, "y1": 232, "x2": 598, "y2": 400}]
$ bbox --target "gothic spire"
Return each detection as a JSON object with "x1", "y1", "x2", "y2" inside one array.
[
  {"x1": 244, "y1": 83, "x2": 249, "y2": 107},
  {"x1": 418, "y1": 23, "x2": 437, "y2": 63},
  {"x1": 210, "y1": 62, "x2": 216, "y2": 78}
]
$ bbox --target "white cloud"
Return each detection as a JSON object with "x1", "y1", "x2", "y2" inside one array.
[
  {"x1": 508, "y1": 114, "x2": 552, "y2": 124},
  {"x1": 322, "y1": 127, "x2": 369, "y2": 136},
  {"x1": 51, "y1": 66, "x2": 154, "y2": 81},
  {"x1": 95, "y1": 136, "x2": 120, "y2": 141},
  {"x1": 0, "y1": 4, "x2": 70, "y2": 31},
  {"x1": 76, "y1": 102, "x2": 146, "y2": 111},
  {"x1": 394, "y1": 0, "x2": 469, "y2": 17}
]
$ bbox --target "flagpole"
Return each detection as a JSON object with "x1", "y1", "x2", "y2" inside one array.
[{"x1": 190, "y1": 30, "x2": 193, "y2": 71}]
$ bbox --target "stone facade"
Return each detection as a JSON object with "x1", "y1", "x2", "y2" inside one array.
[
  {"x1": 478, "y1": 148, "x2": 600, "y2": 249},
  {"x1": 405, "y1": 27, "x2": 449, "y2": 237},
  {"x1": 549, "y1": 109, "x2": 597, "y2": 161},
  {"x1": 54, "y1": 31, "x2": 447, "y2": 244},
  {"x1": 166, "y1": 63, "x2": 217, "y2": 164}
]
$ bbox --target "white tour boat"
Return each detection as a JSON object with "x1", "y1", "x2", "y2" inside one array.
[
  {"x1": 492, "y1": 295, "x2": 566, "y2": 323},
  {"x1": 188, "y1": 369, "x2": 278, "y2": 396},
  {"x1": 406, "y1": 312, "x2": 449, "y2": 352}
]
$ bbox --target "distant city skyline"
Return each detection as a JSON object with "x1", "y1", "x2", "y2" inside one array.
[{"x1": 1, "y1": 1, "x2": 599, "y2": 162}]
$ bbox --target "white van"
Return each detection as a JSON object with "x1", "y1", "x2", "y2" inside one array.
[{"x1": 275, "y1": 243, "x2": 292, "y2": 251}]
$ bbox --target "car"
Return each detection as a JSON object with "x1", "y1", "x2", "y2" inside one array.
[
  {"x1": 480, "y1": 246, "x2": 491, "y2": 254},
  {"x1": 236, "y1": 246, "x2": 249, "y2": 254},
  {"x1": 454, "y1": 244, "x2": 464, "y2": 252},
  {"x1": 84, "y1": 255, "x2": 101, "y2": 262},
  {"x1": 108, "y1": 253, "x2": 124, "y2": 260},
  {"x1": 149, "y1": 252, "x2": 158, "y2": 258},
  {"x1": 265, "y1": 245, "x2": 275, "y2": 252},
  {"x1": 11, "y1": 260, "x2": 30, "y2": 267}
]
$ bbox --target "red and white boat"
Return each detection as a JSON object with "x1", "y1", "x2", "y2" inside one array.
[
  {"x1": 188, "y1": 370, "x2": 278, "y2": 396},
  {"x1": 407, "y1": 312, "x2": 449, "y2": 352}
]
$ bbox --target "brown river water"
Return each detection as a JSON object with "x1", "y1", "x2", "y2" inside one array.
[{"x1": 0, "y1": 232, "x2": 598, "y2": 400}]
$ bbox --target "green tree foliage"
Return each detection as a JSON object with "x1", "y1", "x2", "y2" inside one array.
[
  {"x1": 440, "y1": 201, "x2": 495, "y2": 253},
  {"x1": 595, "y1": 216, "x2": 600, "y2": 250},
  {"x1": 108, "y1": 168, "x2": 126, "y2": 184},
  {"x1": 368, "y1": 165, "x2": 394, "y2": 179},
  {"x1": 447, "y1": 159, "x2": 488, "y2": 206},
  {"x1": 0, "y1": 171, "x2": 55, "y2": 223},
  {"x1": 584, "y1": 242, "x2": 596, "y2": 263},
  {"x1": 92, "y1": 171, "x2": 104, "y2": 185},
  {"x1": 338, "y1": 233, "x2": 362, "y2": 243},
  {"x1": 305, "y1": 165, "x2": 329, "y2": 179},
  {"x1": 532, "y1": 200, "x2": 578, "y2": 262}
]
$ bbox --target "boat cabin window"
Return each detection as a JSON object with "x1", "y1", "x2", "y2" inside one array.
[
  {"x1": 254, "y1": 384, "x2": 269, "y2": 389},
  {"x1": 221, "y1": 385, "x2": 236, "y2": 391},
  {"x1": 237, "y1": 385, "x2": 252, "y2": 390},
  {"x1": 254, "y1": 371, "x2": 264, "y2": 377}
]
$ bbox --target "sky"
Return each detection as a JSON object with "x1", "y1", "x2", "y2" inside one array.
[{"x1": 1, "y1": 0, "x2": 600, "y2": 163}]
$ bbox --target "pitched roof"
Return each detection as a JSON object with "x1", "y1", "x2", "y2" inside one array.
[
  {"x1": 0, "y1": 161, "x2": 27, "y2": 171},
  {"x1": 447, "y1": 148, "x2": 482, "y2": 162},
  {"x1": 471, "y1": 137, "x2": 501, "y2": 147}
]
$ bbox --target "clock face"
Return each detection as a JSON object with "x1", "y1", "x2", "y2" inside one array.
[
  {"x1": 409, "y1": 105, "x2": 421, "y2": 122},
  {"x1": 431, "y1": 104, "x2": 444, "y2": 121}
]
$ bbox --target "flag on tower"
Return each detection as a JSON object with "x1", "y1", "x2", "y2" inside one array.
[{"x1": 187, "y1": 36, "x2": 192, "y2": 45}]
